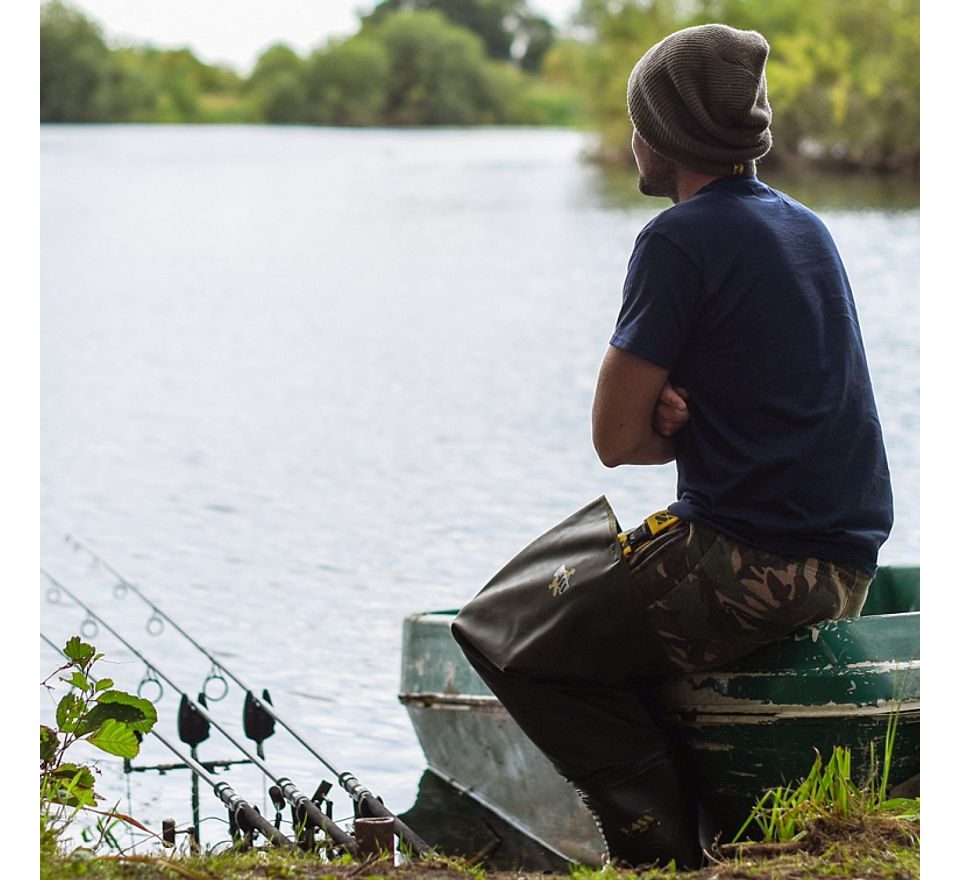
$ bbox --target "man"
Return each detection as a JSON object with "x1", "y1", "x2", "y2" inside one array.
[{"x1": 457, "y1": 23, "x2": 893, "y2": 870}]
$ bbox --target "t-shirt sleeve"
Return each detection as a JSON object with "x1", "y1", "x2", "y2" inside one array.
[{"x1": 610, "y1": 230, "x2": 701, "y2": 370}]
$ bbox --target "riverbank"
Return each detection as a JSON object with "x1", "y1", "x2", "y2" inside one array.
[{"x1": 40, "y1": 813, "x2": 920, "y2": 880}]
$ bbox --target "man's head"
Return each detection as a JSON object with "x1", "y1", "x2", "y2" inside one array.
[{"x1": 626, "y1": 24, "x2": 773, "y2": 180}]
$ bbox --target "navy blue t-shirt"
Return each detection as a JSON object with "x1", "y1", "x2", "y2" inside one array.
[{"x1": 610, "y1": 175, "x2": 893, "y2": 573}]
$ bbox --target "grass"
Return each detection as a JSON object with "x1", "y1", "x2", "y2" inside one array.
[
  {"x1": 729, "y1": 714, "x2": 918, "y2": 848},
  {"x1": 41, "y1": 724, "x2": 919, "y2": 880},
  {"x1": 39, "y1": 832, "x2": 921, "y2": 880},
  {"x1": 39, "y1": 798, "x2": 921, "y2": 880}
]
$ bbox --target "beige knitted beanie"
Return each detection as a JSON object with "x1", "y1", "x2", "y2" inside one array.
[{"x1": 627, "y1": 24, "x2": 773, "y2": 176}]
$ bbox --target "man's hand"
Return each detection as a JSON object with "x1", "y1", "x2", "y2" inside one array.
[{"x1": 653, "y1": 382, "x2": 690, "y2": 437}]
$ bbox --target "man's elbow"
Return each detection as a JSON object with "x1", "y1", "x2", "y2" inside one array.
[
  {"x1": 593, "y1": 436, "x2": 628, "y2": 468},
  {"x1": 592, "y1": 428, "x2": 641, "y2": 467}
]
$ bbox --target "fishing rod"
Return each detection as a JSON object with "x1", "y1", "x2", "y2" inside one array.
[
  {"x1": 42, "y1": 570, "x2": 359, "y2": 855},
  {"x1": 40, "y1": 632, "x2": 294, "y2": 850},
  {"x1": 150, "y1": 729, "x2": 294, "y2": 849},
  {"x1": 65, "y1": 533, "x2": 431, "y2": 856}
]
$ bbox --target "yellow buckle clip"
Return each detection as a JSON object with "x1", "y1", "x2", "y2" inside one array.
[{"x1": 644, "y1": 511, "x2": 680, "y2": 537}]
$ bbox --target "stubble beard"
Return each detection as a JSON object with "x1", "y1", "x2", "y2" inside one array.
[{"x1": 638, "y1": 154, "x2": 680, "y2": 203}]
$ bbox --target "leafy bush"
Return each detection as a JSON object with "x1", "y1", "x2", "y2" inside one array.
[{"x1": 41, "y1": 636, "x2": 158, "y2": 851}]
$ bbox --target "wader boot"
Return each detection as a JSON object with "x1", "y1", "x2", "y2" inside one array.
[{"x1": 575, "y1": 753, "x2": 702, "y2": 871}]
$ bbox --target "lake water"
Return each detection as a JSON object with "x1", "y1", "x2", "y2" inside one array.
[{"x1": 40, "y1": 126, "x2": 919, "y2": 850}]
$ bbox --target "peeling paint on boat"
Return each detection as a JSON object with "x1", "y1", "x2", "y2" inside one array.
[
  {"x1": 400, "y1": 692, "x2": 505, "y2": 712},
  {"x1": 843, "y1": 659, "x2": 919, "y2": 672},
  {"x1": 691, "y1": 741, "x2": 735, "y2": 752},
  {"x1": 661, "y1": 698, "x2": 920, "y2": 725}
]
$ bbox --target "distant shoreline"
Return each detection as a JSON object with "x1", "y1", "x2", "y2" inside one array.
[{"x1": 38, "y1": 121, "x2": 921, "y2": 181}]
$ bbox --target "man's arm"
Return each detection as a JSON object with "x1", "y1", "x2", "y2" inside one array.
[{"x1": 592, "y1": 345, "x2": 681, "y2": 466}]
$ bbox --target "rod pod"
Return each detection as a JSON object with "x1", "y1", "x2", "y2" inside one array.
[
  {"x1": 65, "y1": 536, "x2": 431, "y2": 856},
  {"x1": 40, "y1": 632, "x2": 293, "y2": 849},
  {"x1": 41, "y1": 577, "x2": 359, "y2": 854}
]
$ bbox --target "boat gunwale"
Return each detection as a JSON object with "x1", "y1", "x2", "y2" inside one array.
[{"x1": 400, "y1": 691, "x2": 920, "y2": 722}]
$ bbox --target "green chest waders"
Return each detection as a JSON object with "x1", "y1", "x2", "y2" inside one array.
[{"x1": 451, "y1": 497, "x2": 703, "y2": 870}]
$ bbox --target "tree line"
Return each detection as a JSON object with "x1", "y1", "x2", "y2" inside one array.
[
  {"x1": 40, "y1": 0, "x2": 918, "y2": 172},
  {"x1": 566, "y1": 0, "x2": 919, "y2": 172},
  {"x1": 39, "y1": 0, "x2": 579, "y2": 128}
]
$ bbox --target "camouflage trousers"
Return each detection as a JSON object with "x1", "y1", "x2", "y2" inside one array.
[
  {"x1": 458, "y1": 516, "x2": 872, "y2": 788},
  {"x1": 619, "y1": 517, "x2": 872, "y2": 673}
]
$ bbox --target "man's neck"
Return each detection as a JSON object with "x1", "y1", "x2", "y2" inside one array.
[{"x1": 674, "y1": 170, "x2": 723, "y2": 204}]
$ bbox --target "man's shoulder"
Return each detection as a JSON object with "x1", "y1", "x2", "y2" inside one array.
[
  {"x1": 639, "y1": 186, "x2": 737, "y2": 241},
  {"x1": 641, "y1": 178, "x2": 831, "y2": 252},
  {"x1": 634, "y1": 195, "x2": 727, "y2": 261}
]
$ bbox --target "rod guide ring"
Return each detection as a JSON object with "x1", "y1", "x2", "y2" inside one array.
[
  {"x1": 203, "y1": 671, "x2": 229, "y2": 702},
  {"x1": 146, "y1": 610, "x2": 164, "y2": 636},
  {"x1": 137, "y1": 671, "x2": 163, "y2": 702}
]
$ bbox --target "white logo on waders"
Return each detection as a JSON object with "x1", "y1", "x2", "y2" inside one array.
[{"x1": 548, "y1": 564, "x2": 576, "y2": 597}]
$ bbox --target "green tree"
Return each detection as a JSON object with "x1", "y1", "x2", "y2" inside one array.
[
  {"x1": 105, "y1": 48, "x2": 164, "y2": 121},
  {"x1": 372, "y1": 11, "x2": 502, "y2": 125},
  {"x1": 143, "y1": 48, "x2": 203, "y2": 122},
  {"x1": 40, "y1": 1, "x2": 113, "y2": 121},
  {"x1": 363, "y1": 0, "x2": 555, "y2": 71},
  {"x1": 512, "y1": 39, "x2": 588, "y2": 126},
  {"x1": 572, "y1": 0, "x2": 683, "y2": 158},
  {"x1": 107, "y1": 45, "x2": 248, "y2": 123},
  {"x1": 304, "y1": 38, "x2": 389, "y2": 125},
  {"x1": 41, "y1": 1, "x2": 261, "y2": 124},
  {"x1": 250, "y1": 43, "x2": 308, "y2": 123}
]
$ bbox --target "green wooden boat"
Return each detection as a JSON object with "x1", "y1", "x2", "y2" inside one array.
[{"x1": 399, "y1": 565, "x2": 919, "y2": 865}]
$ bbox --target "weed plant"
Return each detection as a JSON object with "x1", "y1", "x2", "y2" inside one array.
[
  {"x1": 41, "y1": 636, "x2": 160, "y2": 855},
  {"x1": 732, "y1": 711, "x2": 919, "y2": 845}
]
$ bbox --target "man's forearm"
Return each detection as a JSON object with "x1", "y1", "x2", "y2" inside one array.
[
  {"x1": 620, "y1": 431, "x2": 678, "y2": 465},
  {"x1": 595, "y1": 429, "x2": 677, "y2": 467},
  {"x1": 591, "y1": 346, "x2": 682, "y2": 467}
]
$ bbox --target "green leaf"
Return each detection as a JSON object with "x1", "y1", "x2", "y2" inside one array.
[
  {"x1": 45, "y1": 763, "x2": 98, "y2": 807},
  {"x1": 84, "y1": 807, "x2": 157, "y2": 836},
  {"x1": 86, "y1": 719, "x2": 140, "y2": 759},
  {"x1": 878, "y1": 797, "x2": 920, "y2": 816},
  {"x1": 56, "y1": 693, "x2": 86, "y2": 733},
  {"x1": 50, "y1": 788, "x2": 97, "y2": 809},
  {"x1": 48, "y1": 763, "x2": 95, "y2": 788},
  {"x1": 63, "y1": 636, "x2": 96, "y2": 668},
  {"x1": 62, "y1": 671, "x2": 92, "y2": 692},
  {"x1": 94, "y1": 677, "x2": 114, "y2": 693},
  {"x1": 78, "y1": 690, "x2": 157, "y2": 735},
  {"x1": 40, "y1": 725, "x2": 58, "y2": 765}
]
